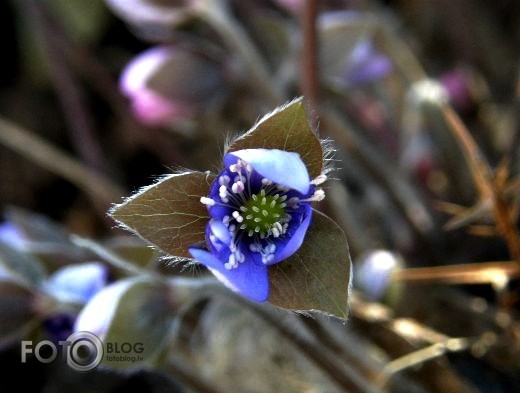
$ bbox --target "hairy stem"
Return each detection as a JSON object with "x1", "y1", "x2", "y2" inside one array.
[{"x1": 300, "y1": 0, "x2": 320, "y2": 129}]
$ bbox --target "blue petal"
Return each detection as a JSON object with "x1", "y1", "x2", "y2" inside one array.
[
  {"x1": 44, "y1": 262, "x2": 108, "y2": 303},
  {"x1": 0, "y1": 221, "x2": 27, "y2": 251},
  {"x1": 268, "y1": 204, "x2": 313, "y2": 265},
  {"x1": 207, "y1": 219, "x2": 232, "y2": 250},
  {"x1": 189, "y1": 248, "x2": 269, "y2": 302},
  {"x1": 225, "y1": 149, "x2": 310, "y2": 195}
]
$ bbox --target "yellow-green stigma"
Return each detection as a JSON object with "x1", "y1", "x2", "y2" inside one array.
[{"x1": 239, "y1": 190, "x2": 287, "y2": 237}]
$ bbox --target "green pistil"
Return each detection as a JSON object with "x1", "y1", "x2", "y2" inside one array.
[{"x1": 241, "y1": 193, "x2": 286, "y2": 235}]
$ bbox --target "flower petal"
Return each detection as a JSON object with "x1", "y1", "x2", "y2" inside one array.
[
  {"x1": 44, "y1": 262, "x2": 108, "y2": 303},
  {"x1": 225, "y1": 149, "x2": 310, "y2": 195},
  {"x1": 189, "y1": 248, "x2": 269, "y2": 302},
  {"x1": 269, "y1": 204, "x2": 313, "y2": 265},
  {"x1": 206, "y1": 219, "x2": 232, "y2": 259}
]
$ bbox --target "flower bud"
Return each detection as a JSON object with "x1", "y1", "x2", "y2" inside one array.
[
  {"x1": 104, "y1": 0, "x2": 194, "y2": 41},
  {"x1": 439, "y1": 67, "x2": 480, "y2": 114},
  {"x1": 43, "y1": 262, "x2": 109, "y2": 303},
  {"x1": 120, "y1": 45, "x2": 227, "y2": 128},
  {"x1": 354, "y1": 249, "x2": 402, "y2": 301},
  {"x1": 342, "y1": 39, "x2": 392, "y2": 87},
  {"x1": 74, "y1": 277, "x2": 181, "y2": 368},
  {"x1": 0, "y1": 221, "x2": 27, "y2": 252},
  {"x1": 319, "y1": 12, "x2": 393, "y2": 89}
]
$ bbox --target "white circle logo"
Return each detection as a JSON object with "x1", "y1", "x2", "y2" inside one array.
[{"x1": 65, "y1": 331, "x2": 103, "y2": 372}]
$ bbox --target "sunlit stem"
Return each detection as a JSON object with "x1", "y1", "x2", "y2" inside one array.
[{"x1": 391, "y1": 261, "x2": 518, "y2": 289}]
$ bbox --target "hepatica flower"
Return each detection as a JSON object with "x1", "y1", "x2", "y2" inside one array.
[
  {"x1": 190, "y1": 148, "x2": 324, "y2": 301},
  {"x1": 110, "y1": 99, "x2": 351, "y2": 316}
]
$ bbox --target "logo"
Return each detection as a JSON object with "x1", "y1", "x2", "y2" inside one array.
[
  {"x1": 65, "y1": 332, "x2": 104, "y2": 371},
  {"x1": 21, "y1": 332, "x2": 145, "y2": 371},
  {"x1": 21, "y1": 331, "x2": 104, "y2": 372}
]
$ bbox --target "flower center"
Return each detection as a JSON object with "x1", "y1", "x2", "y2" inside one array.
[{"x1": 240, "y1": 192, "x2": 287, "y2": 237}]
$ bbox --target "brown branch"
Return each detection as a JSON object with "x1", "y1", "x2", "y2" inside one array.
[
  {"x1": 0, "y1": 116, "x2": 125, "y2": 212},
  {"x1": 19, "y1": 0, "x2": 109, "y2": 174},
  {"x1": 442, "y1": 105, "x2": 520, "y2": 269},
  {"x1": 392, "y1": 261, "x2": 519, "y2": 286}
]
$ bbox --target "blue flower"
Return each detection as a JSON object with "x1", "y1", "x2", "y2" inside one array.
[
  {"x1": 44, "y1": 262, "x2": 110, "y2": 303},
  {"x1": 189, "y1": 148, "x2": 325, "y2": 302},
  {"x1": 344, "y1": 39, "x2": 392, "y2": 87}
]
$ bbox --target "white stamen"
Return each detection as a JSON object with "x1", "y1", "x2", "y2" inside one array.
[
  {"x1": 272, "y1": 222, "x2": 283, "y2": 238},
  {"x1": 252, "y1": 206, "x2": 260, "y2": 212},
  {"x1": 219, "y1": 175, "x2": 230, "y2": 186},
  {"x1": 231, "y1": 180, "x2": 245, "y2": 194},
  {"x1": 254, "y1": 217, "x2": 262, "y2": 222},
  {"x1": 219, "y1": 185, "x2": 228, "y2": 202},
  {"x1": 262, "y1": 210, "x2": 268, "y2": 216},
  {"x1": 312, "y1": 189, "x2": 326, "y2": 201},
  {"x1": 311, "y1": 174, "x2": 327, "y2": 185},
  {"x1": 219, "y1": 185, "x2": 227, "y2": 197},
  {"x1": 261, "y1": 178, "x2": 272, "y2": 186},
  {"x1": 200, "y1": 197, "x2": 215, "y2": 206},
  {"x1": 232, "y1": 211, "x2": 243, "y2": 223},
  {"x1": 262, "y1": 254, "x2": 275, "y2": 264}
]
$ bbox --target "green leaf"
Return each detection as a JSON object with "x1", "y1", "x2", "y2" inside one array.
[
  {"x1": 50, "y1": 0, "x2": 108, "y2": 43},
  {"x1": 101, "y1": 277, "x2": 176, "y2": 368},
  {"x1": 5, "y1": 206, "x2": 90, "y2": 267},
  {"x1": 0, "y1": 279, "x2": 37, "y2": 348},
  {"x1": 268, "y1": 210, "x2": 351, "y2": 318},
  {"x1": 0, "y1": 241, "x2": 46, "y2": 287},
  {"x1": 227, "y1": 98, "x2": 324, "y2": 179},
  {"x1": 110, "y1": 172, "x2": 215, "y2": 259}
]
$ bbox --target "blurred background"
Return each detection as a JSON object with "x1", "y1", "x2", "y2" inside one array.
[{"x1": 1, "y1": 0, "x2": 519, "y2": 392}]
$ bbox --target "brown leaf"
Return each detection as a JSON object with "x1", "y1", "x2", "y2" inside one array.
[
  {"x1": 109, "y1": 171, "x2": 214, "y2": 259},
  {"x1": 227, "y1": 98, "x2": 324, "y2": 179},
  {"x1": 268, "y1": 210, "x2": 352, "y2": 318}
]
